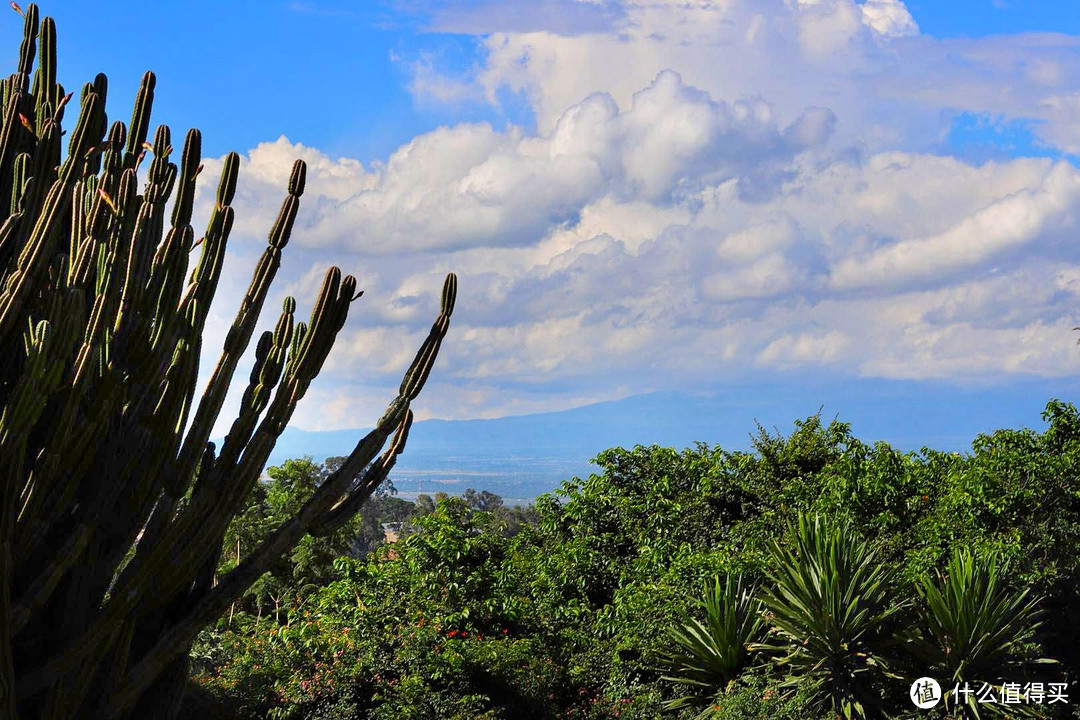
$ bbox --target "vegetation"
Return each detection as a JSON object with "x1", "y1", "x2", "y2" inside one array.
[
  {"x1": 189, "y1": 400, "x2": 1080, "y2": 719},
  {"x1": 0, "y1": 6, "x2": 455, "y2": 718},
  {"x1": 3, "y1": 4, "x2": 1077, "y2": 719},
  {"x1": 757, "y1": 514, "x2": 905, "y2": 718},
  {"x1": 656, "y1": 573, "x2": 763, "y2": 715},
  {"x1": 909, "y1": 548, "x2": 1053, "y2": 717}
]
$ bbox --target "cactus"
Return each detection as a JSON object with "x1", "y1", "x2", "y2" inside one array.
[{"x1": 0, "y1": 6, "x2": 457, "y2": 719}]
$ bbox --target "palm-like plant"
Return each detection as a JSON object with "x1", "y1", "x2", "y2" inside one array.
[
  {"x1": 658, "y1": 573, "x2": 764, "y2": 715},
  {"x1": 758, "y1": 514, "x2": 903, "y2": 719},
  {"x1": 908, "y1": 548, "x2": 1054, "y2": 718}
]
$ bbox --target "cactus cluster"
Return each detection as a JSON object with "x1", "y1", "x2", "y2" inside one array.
[{"x1": 0, "y1": 6, "x2": 457, "y2": 719}]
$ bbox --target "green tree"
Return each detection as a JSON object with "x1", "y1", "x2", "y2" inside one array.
[
  {"x1": 463, "y1": 488, "x2": 504, "y2": 512},
  {"x1": 193, "y1": 404, "x2": 1080, "y2": 720},
  {"x1": 221, "y1": 457, "x2": 365, "y2": 624},
  {"x1": 414, "y1": 493, "x2": 436, "y2": 516}
]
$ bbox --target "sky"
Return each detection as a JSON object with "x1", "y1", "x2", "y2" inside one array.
[{"x1": 19, "y1": 0, "x2": 1080, "y2": 441}]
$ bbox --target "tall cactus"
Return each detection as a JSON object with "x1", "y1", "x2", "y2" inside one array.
[{"x1": 0, "y1": 6, "x2": 458, "y2": 719}]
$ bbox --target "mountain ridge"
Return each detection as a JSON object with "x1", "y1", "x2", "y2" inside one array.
[{"x1": 258, "y1": 376, "x2": 1080, "y2": 502}]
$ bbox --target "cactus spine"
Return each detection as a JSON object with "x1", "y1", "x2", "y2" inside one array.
[{"x1": 0, "y1": 6, "x2": 457, "y2": 719}]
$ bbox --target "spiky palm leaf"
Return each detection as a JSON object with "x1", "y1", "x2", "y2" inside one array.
[
  {"x1": 907, "y1": 548, "x2": 1054, "y2": 719},
  {"x1": 757, "y1": 513, "x2": 904, "y2": 719},
  {"x1": 658, "y1": 573, "x2": 764, "y2": 715}
]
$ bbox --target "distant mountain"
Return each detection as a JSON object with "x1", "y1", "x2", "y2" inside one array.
[{"x1": 260, "y1": 375, "x2": 1080, "y2": 504}]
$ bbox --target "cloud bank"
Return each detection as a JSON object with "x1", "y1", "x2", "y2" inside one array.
[{"x1": 194, "y1": 0, "x2": 1080, "y2": 432}]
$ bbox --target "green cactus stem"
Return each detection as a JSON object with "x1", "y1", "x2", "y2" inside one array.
[{"x1": 0, "y1": 6, "x2": 458, "y2": 720}]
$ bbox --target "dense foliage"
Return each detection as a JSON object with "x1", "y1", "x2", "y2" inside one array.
[{"x1": 188, "y1": 400, "x2": 1080, "y2": 719}]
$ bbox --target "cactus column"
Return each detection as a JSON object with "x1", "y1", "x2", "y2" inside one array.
[{"x1": 0, "y1": 6, "x2": 458, "y2": 719}]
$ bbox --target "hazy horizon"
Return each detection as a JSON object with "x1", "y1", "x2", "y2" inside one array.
[
  {"x1": 36, "y1": 0, "x2": 1080, "y2": 443},
  {"x1": 262, "y1": 375, "x2": 1080, "y2": 502}
]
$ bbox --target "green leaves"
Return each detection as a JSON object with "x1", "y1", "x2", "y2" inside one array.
[
  {"x1": 222, "y1": 457, "x2": 366, "y2": 619},
  {"x1": 757, "y1": 514, "x2": 904, "y2": 719},
  {"x1": 657, "y1": 573, "x2": 763, "y2": 714},
  {"x1": 0, "y1": 6, "x2": 457, "y2": 717},
  {"x1": 197, "y1": 404, "x2": 1080, "y2": 720},
  {"x1": 906, "y1": 548, "x2": 1053, "y2": 718}
]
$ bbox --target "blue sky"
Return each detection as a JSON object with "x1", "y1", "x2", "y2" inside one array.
[
  {"x1": 38, "y1": 1, "x2": 1080, "y2": 161},
  {"x1": 19, "y1": 1, "x2": 1080, "y2": 447},
  {"x1": 40, "y1": 1, "x2": 531, "y2": 160},
  {"x1": 909, "y1": 0, "x2": 1080, "y2": 37}
]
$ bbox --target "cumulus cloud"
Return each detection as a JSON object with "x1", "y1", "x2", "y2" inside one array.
[
  {"x1": 191, "y1": 0, "x2": 1080, "y2": 431},
  {"x1": 453, "y1": 0, "x2": 1080, "y2": 156},
  {"x1": 193, "y1": 134, "x2": 1080, "y2": 434},
  {"x1": 829, "y1": 161, "x2": 1080, "y2": 290},
  {"x1": 209, "y1": 71, "x2": 833, "y2": 256},
  {"x1": 757, "y1": 331, "x2": 853, "y2": 368},
  {"x1": 858, "y1": 0, "x2": 918, "y2": 38}
]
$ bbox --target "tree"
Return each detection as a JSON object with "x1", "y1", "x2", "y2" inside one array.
[
  {"x1": 463, "y1": 488, "x2": 504, "y2": 513},
  {"x1": 0, "y1": 6, "x2": 457, "y2": 719},
  {"x1": 220, "y1": 457, "x2": 366, "y2": 624},
  {"x1": 194, "y1": 407, "x2": 1080, "y2": 719},
  {"x1": 414, "y1": 493, "x2": 437, "y2": 516}
]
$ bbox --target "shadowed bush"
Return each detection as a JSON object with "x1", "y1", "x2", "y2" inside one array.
[
  {"x1": 906, "y1": 548, "x2": 1054, "y2": 718},
  {"x1": 758, "y1": 514, "x2": 904, "y2": 719}
]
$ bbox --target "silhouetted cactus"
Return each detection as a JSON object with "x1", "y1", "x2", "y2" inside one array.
[{"x1": 0, "y1": 6, "x2": 457, "y2": 719}]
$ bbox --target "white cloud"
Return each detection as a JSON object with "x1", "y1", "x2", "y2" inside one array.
[
  {"x1": 858, "y1": 0, "x2": 918, "y2": 38},
  {"x1": 190, "y1": 0, "x2": 1080, "y2": 431},
  {"x1": 404, "y1": 53, "x2": 486, "y2": 106},
  {"x1": 1039, "y1": 91, "x2": 1080, "y2": 154},
  {"x1": 454, "y1": 0, "x2": 1080, "y2": 156},
  {"x1": 829, "y1": 160, "x2": 1080, "y2": 290},
  {"x1": 193, "y1": 132, "x2": 1080, "y2": 431},
  {"x1": 756, "y1": 330, "x2": 852, "y2": 367},
  {"x1": 216, "y1": 71, "x2": 833, "y2": 255}
]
